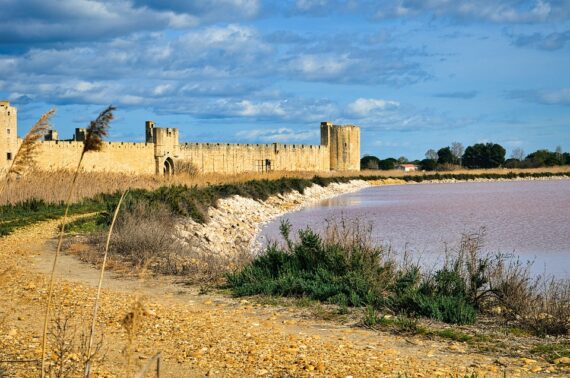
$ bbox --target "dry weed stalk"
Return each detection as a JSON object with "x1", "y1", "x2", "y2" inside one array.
[
  {"x1": 0, "y1": 109, "x2": 55, "y2": 194},
  {"x1": 84, "y1": 190, "x2": 128, "y2": 378},
  {"x1": 134, "y1": 352, "x2": 161, "y2": 378},
  {"x1": 122, "y1": 299, "x2": 147, "y2": 376},
  {"x1": 46, "y1": 300, "x2": 104, "y2": 378},
  {"x1": 41, "y1": 105, "x2": 116, "y2": 378}
]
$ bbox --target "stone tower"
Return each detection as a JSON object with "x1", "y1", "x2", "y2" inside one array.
[
  {"x1": 0, "y1": 101, "x2": 18, "y2": 173},
  {"x1": 145, "y1": 121, "x2": 179, "y2": 174},
  {"x1": 320, "y1": 121, "x2": 361, "y2": 171}
]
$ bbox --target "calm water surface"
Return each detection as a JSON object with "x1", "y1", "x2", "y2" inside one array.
[{"x1": 258, "y1": 180, "x2": 570, "y2": 277}]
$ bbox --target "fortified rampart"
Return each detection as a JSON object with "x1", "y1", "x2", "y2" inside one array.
[{"x1": 1, "y1": 102, "x2": 360, "y2": 175}]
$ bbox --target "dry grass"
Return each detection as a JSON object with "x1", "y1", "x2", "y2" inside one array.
[
  {"x1": 41, "y1": 105, "x2": 116, "y2": 377},
  {"x1": 2, "y1": 166, "x2": 569, "y2": 206},
  {"x1": 81, "y1": 202, "x2": 251, "y2": 284}
]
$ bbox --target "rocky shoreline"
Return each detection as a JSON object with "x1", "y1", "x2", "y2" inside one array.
[
  {"x1": 174, "y1": 174, "x2": 569, "y2": 258},
  {"x1": 175, "y1": 180, "x2": 370, "y2": 257}
]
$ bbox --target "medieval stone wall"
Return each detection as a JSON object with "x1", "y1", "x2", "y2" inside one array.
[
  {"x1": 32, "y1": 141, "x2": 156, "y2": 174},
  {"x1": 1, "y1": 102, "x2": 361, "y2": 176},
  {"x1": 178, "y1": 142, "x2": 330, "y2": 174}
]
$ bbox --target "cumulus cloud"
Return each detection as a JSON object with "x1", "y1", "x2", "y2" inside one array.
[
  {"x1": 0, "y1": 0, "x2": 199, "y2": 43},
  {"x1": 340, "y1": 99, "x2": 474, "y2": 133},
  {"x1": 287, "y1": 54, "x2": 351, "y2": 79},
  {"x1": 347, "y1": 98, "x2": 400, "y2": 117},
  {"x1": 134, "y1": 0, "x2": 260, "y2": 20},
  {"x1": 237, "y1": 100, "x2": 287, "y2": 117}
]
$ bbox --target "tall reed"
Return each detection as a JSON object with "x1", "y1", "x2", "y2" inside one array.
[
  {"x1": 0, "y1": 109, "x2": 55, "y2": 194},
  {"x1": 84, "y1": 190, "x2": 128, "y2": 378},
  {"x1": 41, "y1": 106, "x2": 116, "y2": 377}
]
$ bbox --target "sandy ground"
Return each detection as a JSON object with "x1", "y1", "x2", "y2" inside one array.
[{"x1": 2, "y1": 217, "x2": 570, "y2": 377}]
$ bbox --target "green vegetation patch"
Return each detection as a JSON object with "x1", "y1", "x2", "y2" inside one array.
[
  {"x1": 0, "y1": 195, "x2": 114, "y2": 237},
  {"x1": 64, "y1": 214, "x2": 107, "y2": 235},
  {"x1": 530, "y1": 342, "x2": 570, "y2": 363},
  {"x1": 227, "y1": 222, "x2": 479, "y2": 325},
  {"x1": 0, "y1": 176, "x2": 351, "y2": 236}
]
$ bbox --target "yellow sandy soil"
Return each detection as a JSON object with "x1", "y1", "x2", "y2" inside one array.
[{"x1": 1, "y1": 219, "x2": 568, "y2": 377}]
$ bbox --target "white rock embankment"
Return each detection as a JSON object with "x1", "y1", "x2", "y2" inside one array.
[{"x1": 175, "y1": 180, "x2": 370, "y2": 258}]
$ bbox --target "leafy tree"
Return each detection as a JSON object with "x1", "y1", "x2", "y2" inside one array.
[
  {"x1": 425, "y1": 149, "x2": 438, "y2": 161},
  {"x1": 526, "y1": 149, "x2": 561, "y2": 167},
  {"x1": 397, "y1": 156, "x2": 409, "y2": 164},
  {"x1": 379, "y1": 158, "x2": 397, "y2": 170},
  {"x1": 419, "y1": 158, "x2": 437, "y2": 171},
  {"x1": 462, "y1": 143, "x2": 506, "y2": 169},
  {"x1": 450, "y1": 142, "x2": 465, "y2": 165},
  {"x1": 563, "y1": 152, "x2": 570, "y2": 165},
  {"x1": 437, "y1": 147, "x2": 454, "y2": 165},
  {"x1": 504, "y1": 158, "x2": 521, "y2": 168},
  {"x1": 360, "y1": 155, "x2": 381, "y2": 170}
]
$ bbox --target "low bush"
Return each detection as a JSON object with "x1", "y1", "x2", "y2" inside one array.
[
  {"x1": 228, "y1": 221, "x2": 570, "y2": 333},
  {"x1": 227, "y1": 220, "x2": 481, "y2": 325},
  {"x1": 227, "y1": 219, "x2": 395, "y2": 308}
]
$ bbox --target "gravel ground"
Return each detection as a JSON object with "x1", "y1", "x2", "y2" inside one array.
[{"x1": 1, "y1": 207, "x2": 569, "y2": 376}]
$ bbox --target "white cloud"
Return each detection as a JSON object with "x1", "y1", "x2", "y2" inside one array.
[
  {"x1": 347, "y1": 98, "x2": 400, "y2": 116},
  {"x1": 289, "y1": 54, "x2": 351, "y2": 78},
  {"x1": 0, "y1": 0, "x2": 200, "y2": 43},
  {"x1": 237, "y1": 100, "x2": 286, "y2": 117},
  {"x1": 152, "y1": 84, "x2": 174, "y2": 96}
]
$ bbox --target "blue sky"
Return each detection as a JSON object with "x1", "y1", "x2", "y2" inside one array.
[{"x1": 1, "y1": 0, "x2": 569, "y2": 160}]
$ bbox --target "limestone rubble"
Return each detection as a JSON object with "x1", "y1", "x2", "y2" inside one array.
[{"x1": 176, "y1": 180, "x2": 371, "y2": 258}]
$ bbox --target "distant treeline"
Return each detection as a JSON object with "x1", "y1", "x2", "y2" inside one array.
[{"x1": 361, "y1": 142, "x2": 570, "y2": 171}]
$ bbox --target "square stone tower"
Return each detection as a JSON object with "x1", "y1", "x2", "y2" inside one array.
[
  {"x1": 0, "y1": 101, "x2": 18, "y2": 173},
  {"x1": 320, "y1": 121, "x2": 361, "y2": 171},
  {"x1": 145, "y1": 121, "x2": 180, "y2": 174}
]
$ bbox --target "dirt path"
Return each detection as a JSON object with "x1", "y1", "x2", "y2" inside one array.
[{"x1": 0, "y1": 219, "x2": 563, "y2": 377}]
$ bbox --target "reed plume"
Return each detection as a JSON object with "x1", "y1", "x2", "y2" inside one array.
[
  {"x1": 0, "y1": 109, "x2": 55, "y2": 195},
  {"x1": 84, "y1": 106, "x2": 115, "y2": 153},
  {"x1": 84, "y1": 189, "x2": 128, "y2": 378},
  {"x1": 41, "y1": 105, "x2": 116, "y2": 378}
]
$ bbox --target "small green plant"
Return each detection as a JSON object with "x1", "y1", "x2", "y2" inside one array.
[
  {"x1": 362, "y1": 306, "x2": 381, "y2": 327},
  {"x1": 530, "y1": 342, "x2": 570, "y2": 363},
  {"x1": 432, "y1": 328, "x2": 472, "y2": 342},
  {"x1": 64, "y1": 215, "x2": 105, "y2": 235},
  {"x1": 394, "y1": 316, "x2": 426, "y2": 334}
]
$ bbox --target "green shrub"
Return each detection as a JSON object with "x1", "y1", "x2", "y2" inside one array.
[
  {"x1": 227, "y1": 220, "x2": 393, "y2": 308},
  {"x1": 227, "y1": 221, "x2": 479, "y2": 325}
]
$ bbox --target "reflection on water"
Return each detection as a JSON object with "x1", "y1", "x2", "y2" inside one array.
[{"x1": 258, "y1": 180, "x2": 570, "y2": 277}]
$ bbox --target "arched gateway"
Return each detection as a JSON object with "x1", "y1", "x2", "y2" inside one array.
[{"x1": 163, "y1": 157, "x2": 174, "y2": 175}]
